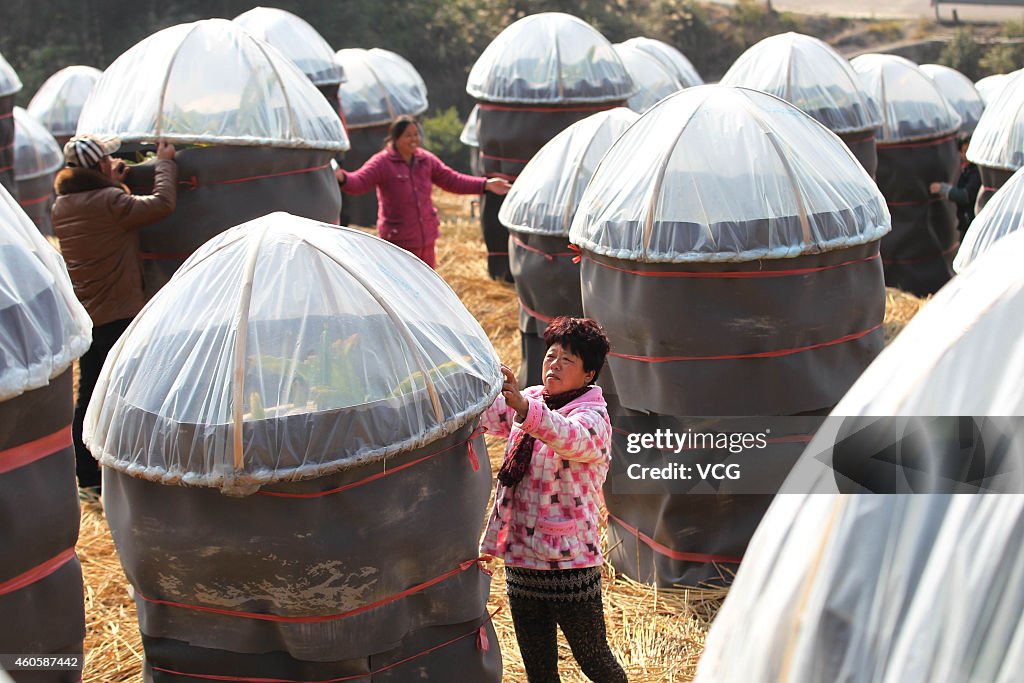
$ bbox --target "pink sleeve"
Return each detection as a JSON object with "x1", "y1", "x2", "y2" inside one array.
[
  {"x1": 479, "y1": 393, "x2": 516, "y2": 439},
  {"x1": 342, "y1": 153, "x2": 386, "y2": 195},
  {"x1": 519, "y1": 400, "x2": 611, "y2": 464},
  {"x1": 427, "y1": 152, "x2": 486, "y2": 195}
]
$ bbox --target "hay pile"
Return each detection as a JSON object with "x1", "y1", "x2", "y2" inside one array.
[{"x1": 75, "y1": 190, "x2": 923, "y2": 682}]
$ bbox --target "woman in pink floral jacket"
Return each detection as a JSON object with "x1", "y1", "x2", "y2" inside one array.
[
  {"x1": 336, "y1": 115, "x2": 509, "y2": 268},
  {"x1": 480, "y1": 317, "x2": 627, "y2": 683}
]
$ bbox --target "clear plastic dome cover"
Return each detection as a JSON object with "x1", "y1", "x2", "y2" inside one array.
[
  {"x1": 620, "y1": 37, "x2": 703, "y2": 88},
  {"x1": 26, "y1": 65, "x2": 101, "y2": 137},
  {"x1": 974, "y1": 72, "x2": 1011, "y2": 106},
  {"x1": 613, "y1": 44, "x2": 681, "y2": 113},
  {"x1": 466, "y1": 12, "x2": 635, "y2": 104},
  {"x1": 232, "y1": 6, "x2": 345, "y2": 87},
  {"x1": 84, "y1": 212, "x2": 500, "y2": 493},
  {"x1": 369, "y1": 48, "x2": 428, "y2": 103},
  {"x1": 569, "y1": 86, "x2": 890, "y2": 263},
  {"x1": 920, "y1": 63, "x2": 984, "y2": 135},
  {"x1": 851, "y1": 54, "x2": 961, "y2": 143},
  {"x1": 460, "y1": 104, "x2": 480, "y2": 147},
  {"x1": 0, "y1": 184, "x2": 91, "y2": 401},
  {"x1": 955, "y1": 167, "x2": 1024, "y2": 272},
  {"x1": 0, "y1": 51, "x2": 21, "y2": 98},
  {"x1": 499, "y1": 108, "x2": 638, "y2": 236},
  {"x1": 967, "y1": 70, "x2": 1024, "y2": 171},
  {"x1": 77, "y1": 20, "x2": 349, "y2": 151},
  {"x1": 721, "y1": 33, "x2": 882, "y2": 134},
  {"x1": 13, "y1": 108, "x2": 62, "y2": 181},
  {"x1": 335, "y1": 48, "x2": 428, "y2": 129}
]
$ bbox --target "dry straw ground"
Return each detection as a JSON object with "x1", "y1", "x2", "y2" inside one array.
[{"x1": 76, "y1": 190, "x2": 924, "y2": 682}]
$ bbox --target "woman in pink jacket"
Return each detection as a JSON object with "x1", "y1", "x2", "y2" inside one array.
[
  {"x1": 335, "y1": 115, "x2": 510, "y2": 267},
  {"x1": 480, "y1": 317, "x2": 627, "y2": 683}
]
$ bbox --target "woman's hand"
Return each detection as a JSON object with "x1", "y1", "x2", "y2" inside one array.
[
  {"x1": 156, "y1": 140, "x2": 176, "y2": 161},
  {"x1": 485, "y1": 178, "x2": 512, "y2": 196},
  {"x1": 335, "y1": 168, "x2": 347, "y2": 186},
  {"x1": 500, "y1": 365, "x2": 529, "y2": 418},
  {"x1": 930, "y1": 182, "x2": 951, "y2": 197}
]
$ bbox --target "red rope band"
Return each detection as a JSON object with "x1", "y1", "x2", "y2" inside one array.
[
  {"x1": 982, "y1": 185, "x2": 999, "y2": 193},
  {"x1": 877, "y1": 133, "x2": 957, "y2": 150},
  {"x1": 886, "y1": 197, "x2": 944, "y2": 207},
  {"x1": 480, "y1": 151, "x2": 531, "y2": 164},
  {"x1": 477, "y1": 102, "x2": 619, "y2": 114},
  {"x1": 609, "y1": 323, "x2": 882, "y2": 363},
  {"x1": 149, "y1": 607, "x2": 501, "y2": 682},
  {"x1": 842, "y1": 132, "x2": 876, "y2": 145},
  {"x1": 0, "y1": 111, "x2": 13, "y2": 120},
  {"x1": 882, "y1": 243, "x2": 958, "y2": 266},
  {"x1": 258, "y1": 428, "x2": 483, "y2": 499},
  {"x1": 19, "y1": 194, "x2": 51, "y2": 207},
  {"x1": 510, "y1": 235, "x2": 576, "y2": 261},
  {"x1": 0, "y1": 164, "x2": 13, "y2": 174},
  {"x1": 0, "y1": 425, "x2": 73, "y2": 475},
  {"x1": 609, "y1": 514, "x2": 743, "y2": 565},
  {"x1": 485, "y1": 172, "x2": 518, "y2": 181},
  {"x1": 179, "y1": 164, "x2": 330, "y2": 190},
  {"x1": 486, "y1": 251, "x2": 510, "y2": 257},
  {"x1": 135, "y1": 556, "x2": 493, "y2": 624},
  {"x1": 518, "y1": 300, "x2": 554, "y2": 324},
  {"x1": 583, "y1": 252, "x2": 880, "y2": 279},
  {"x1": 0, "y1": 547, "x2": 77, "y2": 597}
]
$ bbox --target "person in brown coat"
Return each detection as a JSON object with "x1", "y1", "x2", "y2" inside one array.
[{"x1": 52, "y1": 135, "x2": 177, "y2": 490}]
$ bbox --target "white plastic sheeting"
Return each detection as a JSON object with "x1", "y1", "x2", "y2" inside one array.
[
  {"x1": 974, "y1": 72, "x2": 1011, "y2": 106},
  {"x1": 0, "y1": 184, "x2": 91, "y2": 401},
  {"x1": 84, "y1": 212, "x2": 501, "y2": 493},
  {"x1": 569, "y1": 86, "x2": 890, "y2": 263},
  {"x1": 466, "y1": 12, "x2": 634, "y2": 104},
  {"x1": 26, "y1": 66, "x2": 101, "y2": 138},
  {"x1": 967, "y1": 69, "x2": 1024, "y2": 171},
  {"x1": 697, "y1": 232, "x2": 1024, "y2": 683},
  {"x1": 851, "y1": 54, "x2": 961, "y2": 143},
  {"x1": 612, "y1": 44, "x2": 680, "y2": 114},
  {"x1": 721, "y1": 33, "x2": 881, "y2": 134},
  {"x1": 12, "y1": 108, "x2": 62, "y2": 181},
  {"x1": 499, "y1": 108, "x2": 638, "y2": 236},
  {"x1": 335, "y1": 48, "x2": 428, "y2": 129},
  {"x1": 955, "y1": 166, "x2": 1024, "y2": 271},
  {"x1": 77, "y1": 20, "x2": 349, "y2": 151},
  {"x1": 619, "y1": 37, "x2": 703, "y2": 88},
  {"x1": 0, "y1": 51, "x2": 21, "y2": 97},
  {"x1": 460, "y1": 104, "x2": 479, "y2": 147},
  {"x1": 369, "y1": 48, "x2": 428, "y2": 103},
  {"x1": 920, "y1": 64, "x2": 984, "y2": 135},
  {"x1": 232, "y1": 6, "x2": 345, "y2": 86}
]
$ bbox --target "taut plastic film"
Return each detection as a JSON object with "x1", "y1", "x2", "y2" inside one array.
[
  {"x1": 619, "y1": 37, "x2": 703, "y2": 88},
  {"x1": 26, "y1": 66, "x2": 102, "y2": 138},
  {"x1": 84, "y1": 212, "x2": 501, "y2": 494},
  {"x1": 920, "y1": 64, "x2": 984, "y2": 135},
  {"x1": 955, "y1": 166, "x2": 1024, "y2": 272},
  {"x1": 13, "y1": 108, "x2": 62, "y2": 181},
  {"x1": 967, "y1": 69, "x2": 1024, "y2": 170},
  {"x1": 76, "y1": 19, "x2": 349, "y2": 151},
  {"x1": 335, "y1": 48, "x2": 428, "y2": 129},
  {"x1": 0, "y1": 51, "x2": 21, "y2": 98},
  {"x1": 612, "y1": 44, "x2": 681, "y2": 114}
]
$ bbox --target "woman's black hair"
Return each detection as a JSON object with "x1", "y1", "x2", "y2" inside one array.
[
  {"x1": 543, "y1": 317, "x2": 611, "y2": 383},
  {"x1": 385, "y1": 115, "x2": 419, "y2": 149}
]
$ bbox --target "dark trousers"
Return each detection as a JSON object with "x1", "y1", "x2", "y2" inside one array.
[
  {"x1": 73, "y1": 317, "x2": 132, "y2": 489},
  {"x1": 509, "y1": 593, "x2": 628, "y2": 683}
]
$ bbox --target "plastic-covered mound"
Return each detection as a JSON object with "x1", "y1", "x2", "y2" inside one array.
[
  {"x1": 968, "y1": 69, "x2": 1024, "y2": 171},
  {"x1": 974, "y1": 72, "x2": 1012, "y2": 106},
  {"x1": 369, "y1": 48, "x2": 428, "y2": 103},
  {"x1": 722, "y1": 32, "x2": 881, "y2": 135},
  {"x1": 335, "y1": 47, "x2": 428, "y2": 129},
  {"x1": 613, "y1": 44, "x2": 681, "y2": 113},
  {"x1": 85, "y1": 212, "x2": 500, "y2": 494},
  {"x1": 569, "y1": 85, "x2": 890, "y2": 263},
  {"x1": 0, "y1": 184, "x2": 91, "y2": 401},
  {"x1": 920, "y1": 63, "x2": 984, "y2": 135},
  {"x1": 499, "y1": 107, "x2": 638, "y2": 237},
  {"x1": 619, "y1": 36, "x2": 702, "y2": 88},
  {"x1": 466, "y1": 12, "x2": 634, "y2": 104},
  {"x1": 26, "y1": 65, "x2": 102, "y2": 141},
  {"x1": 0, "y1": 51, "x2": 21, "y2": 97},
  {"x1": 77, "y1": 19, "x2": 349, "y2": 151},
  {"x1": 13, "y1": 107, "x2": 62, "y2": 181},
  {"x1": 955, "y1": 166, "x2": 1024, "y2": 273},
  {"x1": 851, "y1": 54, "x2": 961, "y2": 143},
  {"x1": 232, "y1": 6, "x2": 345, "y2": 87}
]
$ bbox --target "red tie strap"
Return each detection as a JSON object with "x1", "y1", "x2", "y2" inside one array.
[
  {"x1": 179, "y1": 164, "x2": 331, "y2": 190},
  {"x1": 510, "y1": 235, "x2": 577, "y2": 262},
  {"x1": 148, "y1": 607, "x2": 502, "y2": 683},
  {"x1": 135, "y1": 556, "x2": 494, "y2": 625},
  {"x1": 609, "y1": 514, "x2": 743, "y2": 565},
  {"x1": 0, "y1": 425, "x2": 73, "y2": 475},
  {"x1": 258, "y1": 428, "x2": 484, "y2": 500},
  {"x1": 18, "y1": 193, "x2": 52, "y2": 207},
  {"x1": 581, "y1": 252, "x2": 880, "y2": 279},
  {"x1": 0, "y1": 547, "x2": 77, "y2": 597},
  {"x1": 518, "y1": 300, "x2": 554, "y2": 324},
  {"x1": 480, "y1": 151, "x2": 532, "y2": 165},
  {"x1": 876, "y1": 133, "x2": 957, "y2": 150}
]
